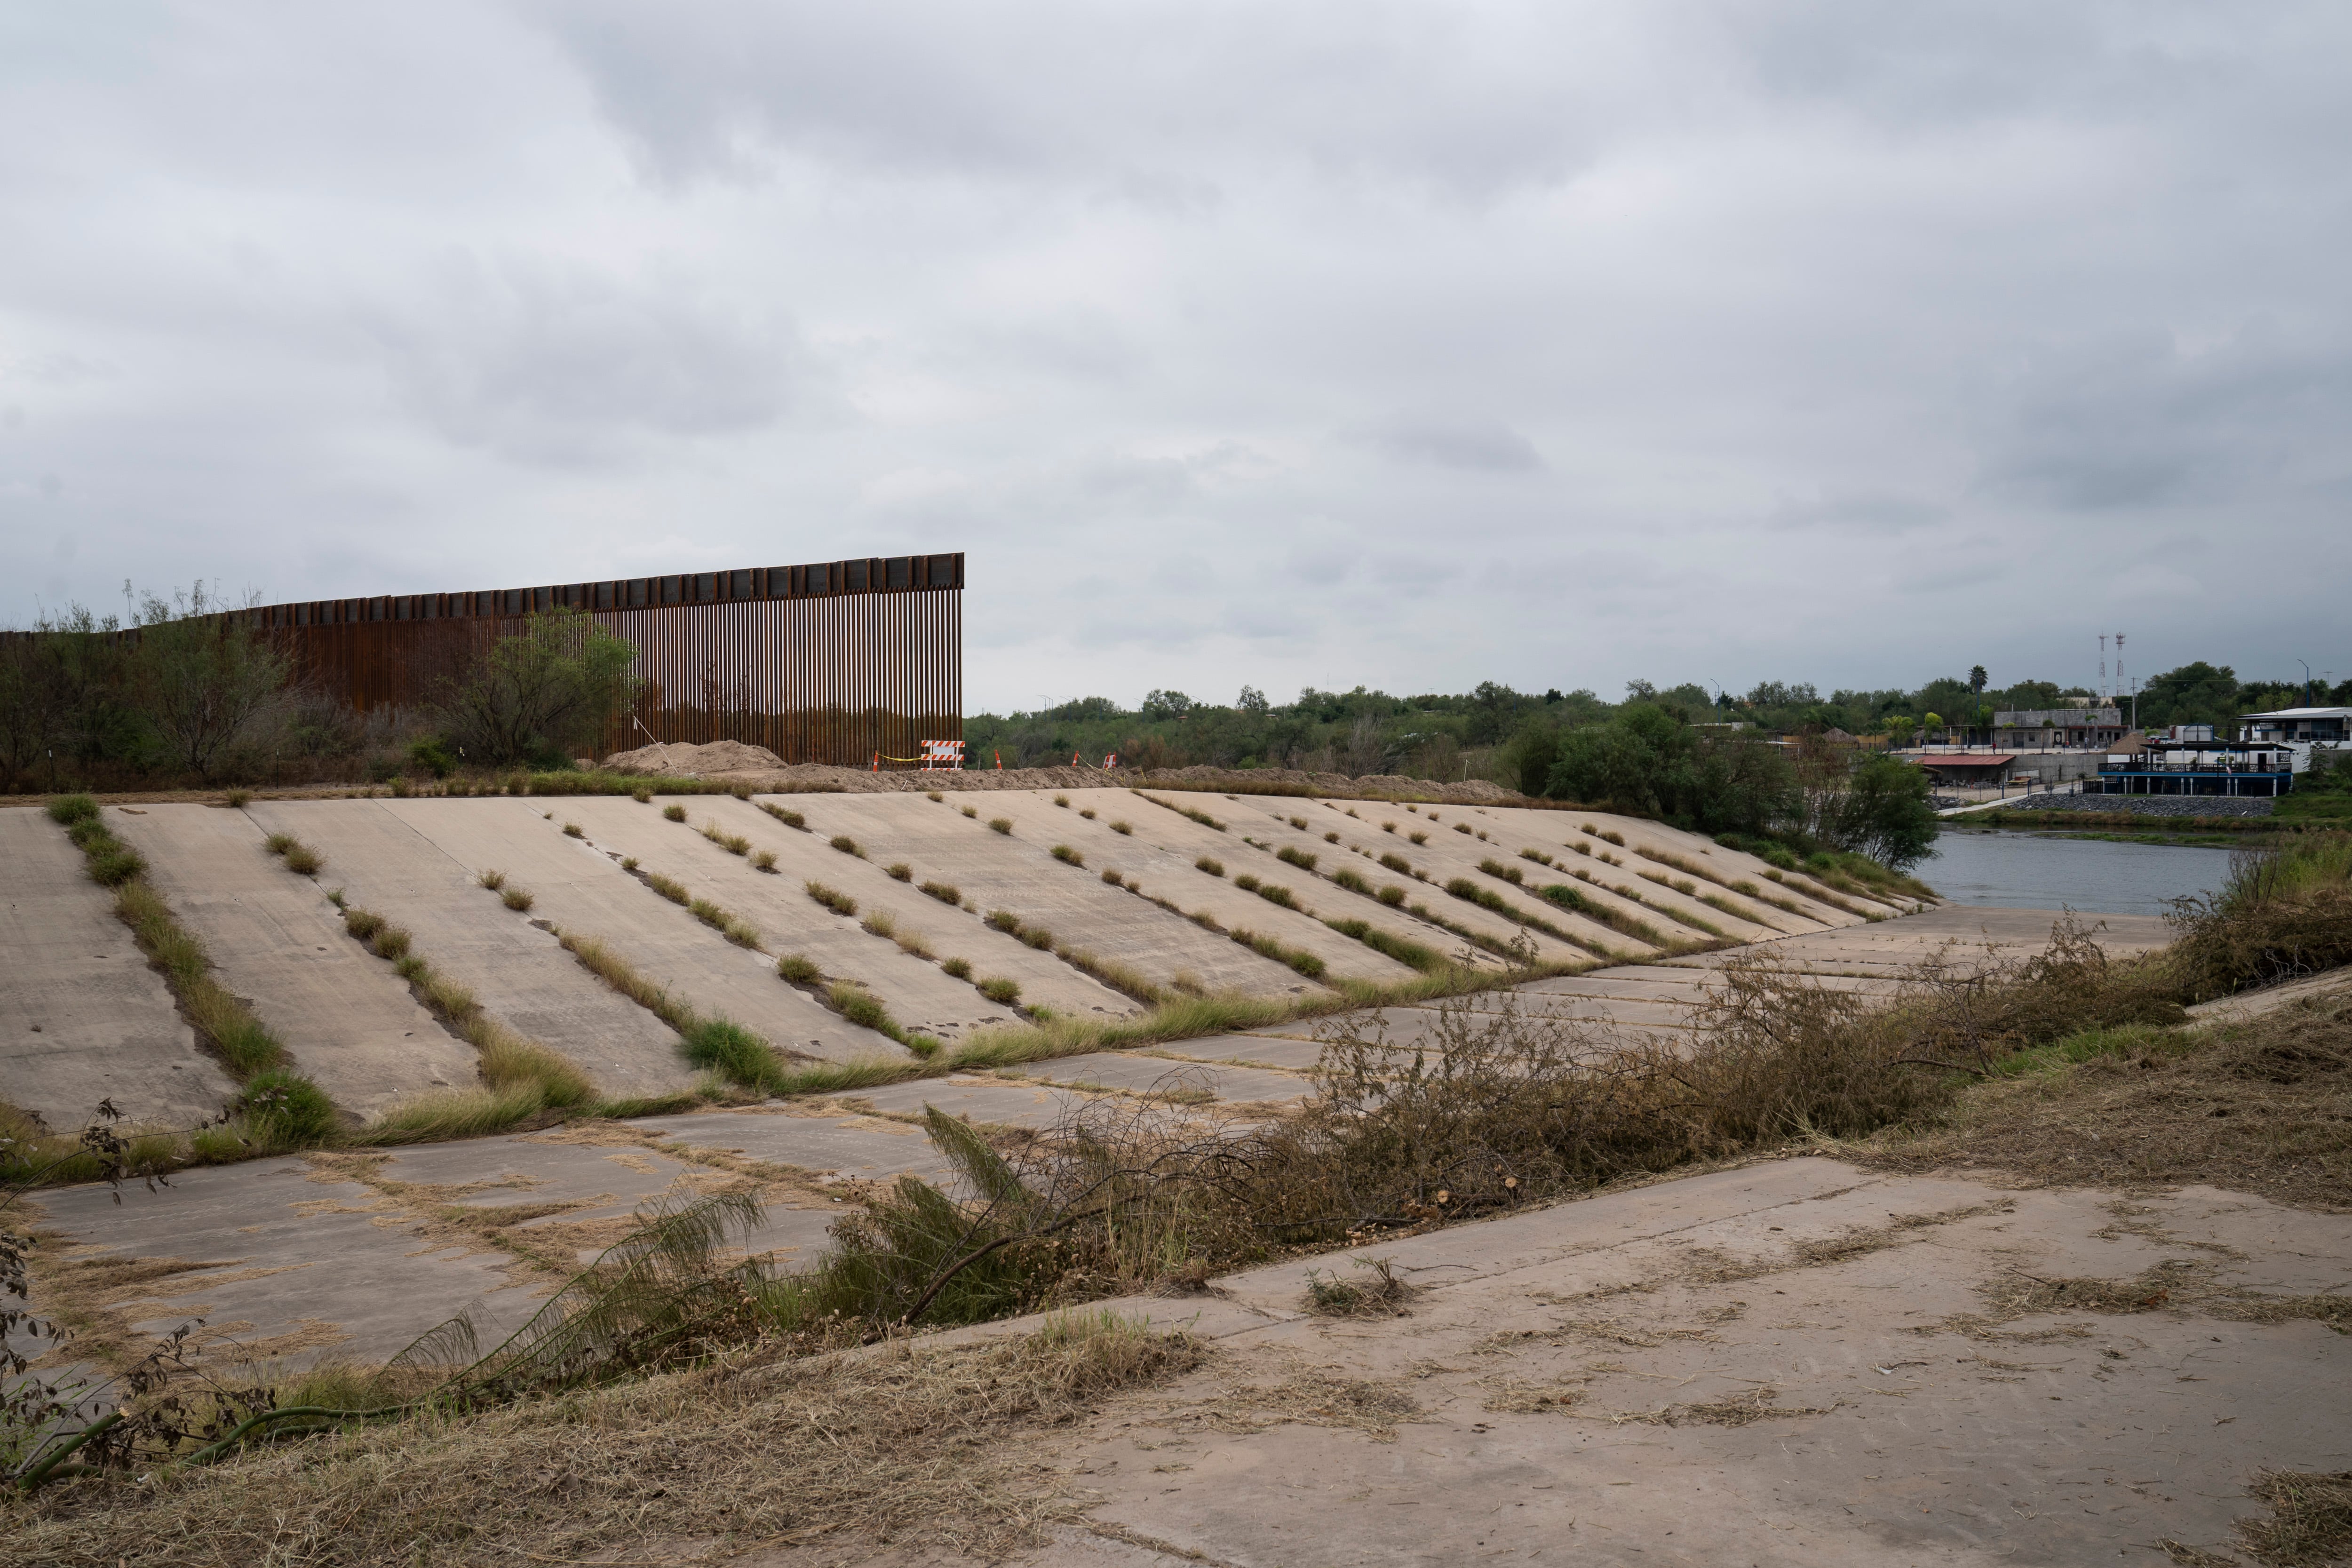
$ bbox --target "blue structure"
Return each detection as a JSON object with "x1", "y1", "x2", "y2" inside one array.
[{"x1": 2092, "y1": 725, "x2": 2296, "y2": 798}]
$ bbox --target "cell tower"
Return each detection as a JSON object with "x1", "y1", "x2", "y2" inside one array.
[
  {"x1": 2098, "y1": 634, "x2": 2108, "y2": 697},
  {"x1": 2115, "y1": 632, "x2": 2125, "y2": 703}
]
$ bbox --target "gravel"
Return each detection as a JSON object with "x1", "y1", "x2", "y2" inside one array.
[{"x1": 1992, "y1": 792, "x2": 2276, "y2": 820}]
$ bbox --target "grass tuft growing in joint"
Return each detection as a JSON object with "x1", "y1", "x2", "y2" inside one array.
[
  {"x1": 1196, "y1": 857, "x2": 1224, "y2": 877},
  {"x1": 759, "y1": 802, "x2": 806, "y2": 830},
  {"x1": 920, "y1": 879, "x2": 961, "y2": 905},
  {"x1": 886, "y1": 862, "x2": 913, "y2": 881},
  {"x1": 777, "y1": 953, "x2": 821, "y2": 984},
  {"x1": 987, "y1": 817, "x2": 1014, "y2": 836},
  {"x1": 830, "y1": 834, "x2": 864, "y2": 858},
  {"x1": 501, "y1": 885, "x2": 535, "y2": 912},
  {"x1": 1051, "y1": 844, "x2": 1083, "y2": 867},
  {"x1": 1110, "y1": 820, "x2": 1132, "y2": 835},
  {"x1": 807, "y1": 881, "x2": 858, "y2": 918},
  {"x1": 663, "y1": 803, "x2": 688, "y2": 822}
]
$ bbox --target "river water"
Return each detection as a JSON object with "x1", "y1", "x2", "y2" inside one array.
[{"x1": 1923, "y1": 829, "x2": 2237, "y2": 915}]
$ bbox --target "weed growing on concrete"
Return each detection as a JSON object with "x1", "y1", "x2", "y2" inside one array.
[
  {"x1": 760, "y1": 802, "x2": 807, "y2": 830},
  {"x1": 1288, "y1": 815, "x2": 1310, "y2": 830},
  {"x1": 943, "y1": 956, "x2": 973, "y2": 979},
  {"x1": 777, "y1": 953, "x2": 821, "y2": 984},
  {"x1": 926, "y1": 789, "x2": 944, "y2": 802},
  {"x1": 1051, "y1": 844, "x2": 1083, "y2": 867},
  {"x1": 1234, "y1": 872, "x2": 1260, "y2": 891},
  {"x1": 862, "y1": 908, "x2": 897, "y2": 939},
  {"x1": 961, "y1": 804, "x2": 977, "y2": 818},
  {"x1": 1196, "y1": 857, "x2": 1224, "y2": 876},
  {"x1": 622, "y1": 857, "x2": 639, "y2": 871},
  {"x1": 1379, "y1": 852, "x2": 1413, "y2": 876},
  {"x1": 752, "y1": 849, "x2": 777, "y2": 872},
  {"x1": 1533, "y1": 883, "x2": 1664, "y2": 949},
  {"x1": 1334, "y1": 868, "x2": 1372, "y2": 895},
  {"x1": 806, "y1": 881, "x2": 858, "y2": 918},
  {"x1": 1520, "y1": 848, "x2": 1553, "y2": 866},
  {"x1": 689, "y1": 897, "x2": 763, "y2": 949},
  {"x1": 632, "y1": 788, "x2": 653, "y2": 804},
  {"x1": 978, "y1": 977, "x2": 1022, "y2": 1005},
  {"x1": 988, "y1": 817, "x2": 1014, "y2": 836},
  {"x1": 1408, "y1": 830, "x2": 1428, "y2": 846},
  {"x1": 886, "y1": 862, "x2": 913, "y2": 881},
  {"x1": 563, "y1": 821, "x2": 584, "y2": 838},
  {"x1": 1080, "y1": 807, "x2": 1097, "y2": 820},
  {"x1": 830, "y1": 981, "x2": 893, "y2": 1033},
  {"x1": 699, "y1": 822, "x2": 752, "y2": 855},
  {"x1": 644, "y1": 872, "x2": 690, "y2": 905},
  {"x1": 501, "y1": 886, "x2": 534, "y2": 912},
  {"x1": 1571, "y1": 840, "x2": 1591, "y2": 856},
  {"x1": 830, "y1": 834, "x2": 864, "y2": 858},
  {"x1": 339, "y1": 903, "x2": 596, "y2": 1132},
  {"x1": 1278, "y1": 845, "x2": 1318, "y2": 873},
  {"x1": 1454, "y1": 823, "x2": 1472, "y2": 836},
  {"x1": 1110, "y1": 820, "x2": 1132, "y2": 835},
  {"x1": 1055, "y1": 794, "x2": 1070, "y2": 807},
  {"x1": 663, "y1": 804, "x2": 687, "y2": 822},
  {"x1": 1140, "y1": 792, "x2": 1225, "y2": 832},
  {"x1": 1379, "y1": 885, "x2": 1407, "y2": 907},
  {"x1": 223, "y1": 788, "x2": 251, "y2": 807},
  {"x1": 1478, "y1": 858, "x2": 1523, "y2": 886},
  {"x1": 921, "y1": 879, "x2": 961, "y2": 905},
  {"x1": 477, "y1": 869, "x2": 506, "y2": 890},
  {"x1": 1255, "y1": 883, "x2": 1300, "y2": 911},
  {"x1": 1227, "y1": 927, "x2": 1327, "y2": 980}
]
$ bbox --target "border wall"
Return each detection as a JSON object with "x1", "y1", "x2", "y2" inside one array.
[{"x1": 245, "y1": 553, "x2": 963, "y2": 767}]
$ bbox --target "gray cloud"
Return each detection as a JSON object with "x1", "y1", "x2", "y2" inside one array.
[{"x1": 2, "y1": 1, "x2": 2348, "y2": 707}]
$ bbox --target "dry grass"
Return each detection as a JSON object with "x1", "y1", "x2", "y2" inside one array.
[
  {"x1": 2241, "y1": 1469, "x2": 2352, "y2": 1566},
  {"x1": 4, "y1": 1314, "x2": 1204, "y2": 1567},
  {"x1": 1859, "y1": 990, "x2": 2352, "y2": 1210}
]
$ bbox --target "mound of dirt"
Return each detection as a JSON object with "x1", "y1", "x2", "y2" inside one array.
[{"x1": 601, "y1": 740, "x2": 787, "y2": 777}]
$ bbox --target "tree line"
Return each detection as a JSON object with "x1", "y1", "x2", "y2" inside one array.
[{"x1": 0, "y1": 591, "x2": 638, "y2": 792}]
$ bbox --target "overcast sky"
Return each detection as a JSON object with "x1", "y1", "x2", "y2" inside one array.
[{"x1": 2, "y1": 3, "x2": 2345, "y2": 711}]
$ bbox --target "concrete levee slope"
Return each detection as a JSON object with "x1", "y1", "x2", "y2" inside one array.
[
  {"x1": 692, "y1": 794, "x2": 1146, "y2": 1021},
  {"x1": 1018, "y1": 787, "x2": 1582, "y2": 971},
  {"x1": 385, "y1": 799, "x2": 904, "y2": 1066},
  {"x1": 549, "y1": 796, "x2": 1122, "y2": 1042},
  {"x1": 0, "y1": 807, "x2": 238, "y2": 1131},
  {"x1": 384, "y1": 801, "x2": 894, "y2": 1061},
  {"x1": 1220, "y1": 794, "x2": 1682, "y2": 958},
  {"x1": 773, "y1": 792, "x2": 1319, "y2": 996},
  {"x1": 956, "y1": 789, "x2": 1422, "y2": 984},
  {"x1": 106, "y1": 804, "x2": 477, "y2": 1119},
  {"x1": 253, "y1": 800, "x2": 696, "y2": 1099}
]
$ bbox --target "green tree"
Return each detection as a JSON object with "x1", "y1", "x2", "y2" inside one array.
[
  {"x1": 2136, "y1": 662, "x2": 2241, "y2": 732},
  {"x1": 1813, "y1": 753, "x2": 1938, "y2": 870},
  {"x1": 131, "y1": 586, "x2": 293, "y2": 782},
  {"x1": 436, "y1": 609, "x2": 643, "y2": 767}
]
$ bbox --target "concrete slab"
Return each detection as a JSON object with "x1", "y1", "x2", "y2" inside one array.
[
  {"x1": 978, "y1": 788, "x2": 1504, "y2": 987},
  {"x1": 549, "y1": 796, "x2": 1125, "y2": 1043},
  {"x1": 1249, "y1": 796, "x2": 1801, "y2": 946},
  {"x1": 966, "y1": 791, "x2": 1424, "y2": 987},
  {"x1": 628, "y1": 1106, "x2": 958, "y2": 1186},
  {"x1": 829, "y1": 1075, "x2": 1106, "y2": 1130},
  {"x1": 1188, "y1": 793, "x2": 1636, "y2": 964},
  {"x1": 1000, "y1": 1052, "x2": 1312, "y2": 1105},
  {"x1": 1147, "y1": 1034, "x2": 1334, "y2": 1072},
  {"x1": 22, "y1": 1158, "x2": 543, "y2": 1369},
  {"x1": 370, "y1": 1131, "x2": 703, "y2": 1218},
  {"x1": 0, "y1": 806, "x2": 237, "y2": 1131},
  {"x1": 922, "y1": 1158, "x2": 2352, "y2": 1568},
  {"x1": 775, "y1": 792, "x2": 1341, "y2": 998},
  {"x1": 252, "y1": 800, "x2": 696, "y2": 1099},
  {"x1": 697, "y1": 795, "x2": 1144, "y2": 1021},
  {"x1": 383, "y1": 799, "x2": 904, "y2": 1066},
  {"x1": 108, "y1": 804, "x2": 477, "y2": 1119}
]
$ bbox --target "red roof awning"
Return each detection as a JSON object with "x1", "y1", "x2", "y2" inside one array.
[{"x1": 1918, "y1": 754, "x2": 2017, "y2": 770}]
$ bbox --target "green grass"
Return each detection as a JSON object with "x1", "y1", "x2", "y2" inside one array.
[
  {"x1": 778, "y1": 953, "x2": 822, "y2": 984},
  {"x1": 920, "y1": 879, "x2": 961, "y2": 905},
  {"x1": 759, "y1": 802, "x2": 807, "y2": 829},
  {"x1": 807, "y1": 881, "x2": 858, "y2": 917},
  {"x1": 1051, "y1": 844, "x2": 1083, "y2": 866}
]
